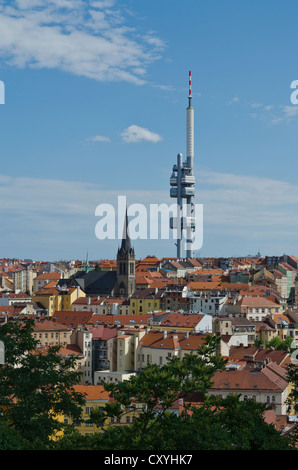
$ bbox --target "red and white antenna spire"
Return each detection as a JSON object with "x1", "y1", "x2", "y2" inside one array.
[{"x1": 188, "y1": 70, "x2": 192, "y2": 105}]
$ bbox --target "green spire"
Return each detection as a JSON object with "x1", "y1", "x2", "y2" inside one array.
[{"x1": 85, "y1": 250, "x2": 89, "y2": 273}]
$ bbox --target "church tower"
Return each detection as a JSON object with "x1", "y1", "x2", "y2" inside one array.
[{"x1": 115, "y1": 210, "x2": 136, "y2": 297}]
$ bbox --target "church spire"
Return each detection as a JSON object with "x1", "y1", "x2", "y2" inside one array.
[
  {"x1": 118, "y1": 208, "x2": 134, "y2": 255},
  {"x1": 85, "y1": 250, "x2": 89, "y2": 273},
  {"x1": 115, "y1": 207, "x2": 136, "y2": 297}
]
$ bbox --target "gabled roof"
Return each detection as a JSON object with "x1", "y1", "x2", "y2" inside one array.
[
  {"x1": 35, "y1": 272, "x2": 62, "y2": 280},
  {"x1": 187, "y1": 281, "x2": 221, "y2": 290},
  {"x1": 139, "y1": 330, "x2": 207, "y2": 351},
  {"x1": 73, "y1": 385, "x2": 110, "y2": 401},
  {"x1": 86, "y1": 325, "x2": 118, "y2": 340},
  {"x1": 236, "y1": 296, "x2": 280, "y2": 308},
  {"x1": 33, "y1": 319, "x2": 71, "y2": 331},
  {"x1": 160, "y1": 313, "x2": 206, "y2": 328},
  {"x1": 73, "y1": 271, "x2": 118, "y2": 295},
  {"x1": 210, "y1": 364, "x2": 288, "y2": 392},
  {"x1": 51, "y1": 311, "x2": 93, "y2": 328},
  {"x1": 87, "y1": 313, "x2": 151, "y2": 326}
]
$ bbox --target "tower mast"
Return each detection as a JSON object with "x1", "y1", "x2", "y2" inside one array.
[{"x1": 170, "y1": 71, "x2": 196, "y2": 258}]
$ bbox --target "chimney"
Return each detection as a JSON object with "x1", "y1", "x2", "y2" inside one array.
[{"x1": 163, "y1": 330, "x2": 167, "y2": 339}]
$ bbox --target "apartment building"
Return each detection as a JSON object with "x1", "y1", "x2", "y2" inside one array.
[
  {"x1": 59, "y1": 385, "x2": 110, "y2": 436},
  {"x1": 136, "y1": 329, "x2": 208, "y2": 370},
  {"x1": 33, "y1": 319, "x2": 72, "y2": 346},
  {"x1": 187, "y1": 292, "x2": 228, "y2": 315},
  {"x1": 70, "y1": 328, "x2": 93, "y2": 385},
  {"x1": 116, "y1": 327, "x2": 147, "y2": 372},
  {"x1": 72, "y1": 296, "x2": 130, "y2": 315},
  {"x1": 129, "y1": 288, "x2": 165, "y2": 314},
  {"x1": 33, "y1": 272, "x2": 62, "y2": 293},
  {"x1": 32, "y1": 284, "x2": 86, "y2": 316},
  {"x1": 213, "y1": 316, "x2": 256, "y2": 349},
  {"x1": 227, "y1": 296, "x2": 282, "y2": 320},
  {"x1": 151, "y1": 312, "x2": 212, "y2": 334},
  {"x1": 208, "y1": 361, "x2": 290, "y2": 415}
]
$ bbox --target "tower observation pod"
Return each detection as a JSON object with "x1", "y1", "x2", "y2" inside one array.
[{"x1": 170, "y1": 71, "x2": 196, "y2": 258}]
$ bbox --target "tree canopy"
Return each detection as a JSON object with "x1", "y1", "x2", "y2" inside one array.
[
  {"x1": 0, "y1": 321, "x2": 296, "y2": 450},
  {"x1": 0, "y1": 319, "x2": 86, "y2": 445}
]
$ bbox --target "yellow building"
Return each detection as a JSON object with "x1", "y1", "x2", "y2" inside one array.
[
  {"x1": 32, "y1": 282, "x2": 86, "y2": 316},
  {"x1": 59, "y1": 385, "x2": 110, "y2": 436},
  {"x1": 54, "y1": 385, "x2": 148, "y2": 439},
  {"x1": 116, "y1": 328, "x2": 147, "y2": 372},
  {"x1": 32, "y1": 319, "x2": 73, "y2": 346},
  {"x1": 129, "y1": 288, "x2": 163, "y2": 314}
]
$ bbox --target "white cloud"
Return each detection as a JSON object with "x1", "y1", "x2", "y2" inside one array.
[
  {"x1": 246, "y1": 101, "x2": 298, "y2": 125},
  {"x1": 198, "y1": 169, "x2": 298, "y2": 229},
  {"x1": 87, "y1": 135, "x2": 111, "y2": 142},
  {"x1": 227, "y1": 97, "x2": 239, "y2": 105},
  {"x1": 0, "y1": 169, "x2": 298, "y2": 258},
  {"x1": 0, "y1": 0, "x2": 164, "y2": 85},
  {"x1": 121, "y1": 125, "x2": 162, "y2": 143}
]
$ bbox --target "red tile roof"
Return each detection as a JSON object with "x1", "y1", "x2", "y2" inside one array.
[
  {"x1": 160, "y1": 313, "x2": 206, "y2": 328},
  {"x1": 139, "y1": 330, "x2": 207, "y2": 351},
  {"x1": 73, "y1": 385, "x2": 110, "y2": 401},
  {"x1": 210, "y1": 364, "x2": 288, "y2": 392},
  {"x1": 51, "y1": 311, "x2": 94, "y2": 328},
  {"x1": 35, "y1": 272, "x2": 62, "y2": 280}
]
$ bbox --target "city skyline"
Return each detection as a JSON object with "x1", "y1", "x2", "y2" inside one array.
[{"x1": 0, "y1": 0, "x2": 298, "y2": 261}]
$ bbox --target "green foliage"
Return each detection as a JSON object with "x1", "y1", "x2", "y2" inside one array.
[
  {"x1": 55, "y1": 395, "x2": 294, "y2": 450},
  {"x1": 91, "y1": 334, "x2": 227, "y2": 431},
  {"x1": 0, "y1": 324, "x2": 294, "y2": 451},
  {"x1": 265, "y1": 336, "x2": 293, "y2": 351},
  {"x1": 0, "y1": 417, "x2": 34, "y2": 450},
  {"x1": 286, "y1": 361, "x2": 298, "y2": 415},
  {"x1": 0, "y1": 319, "x2": 86, "y2": 445},
  {"x1": 253, "y1": 338, "x2": 264, "y2": 348}
]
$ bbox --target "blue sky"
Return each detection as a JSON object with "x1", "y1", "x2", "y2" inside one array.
[{"x1": 0, "y1": 0, "x2": 298, "y2": 261}]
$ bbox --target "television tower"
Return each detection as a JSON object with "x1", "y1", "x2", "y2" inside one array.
[{"x1": 170, "y1": 71, "x2": 196, "y2": 258}]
